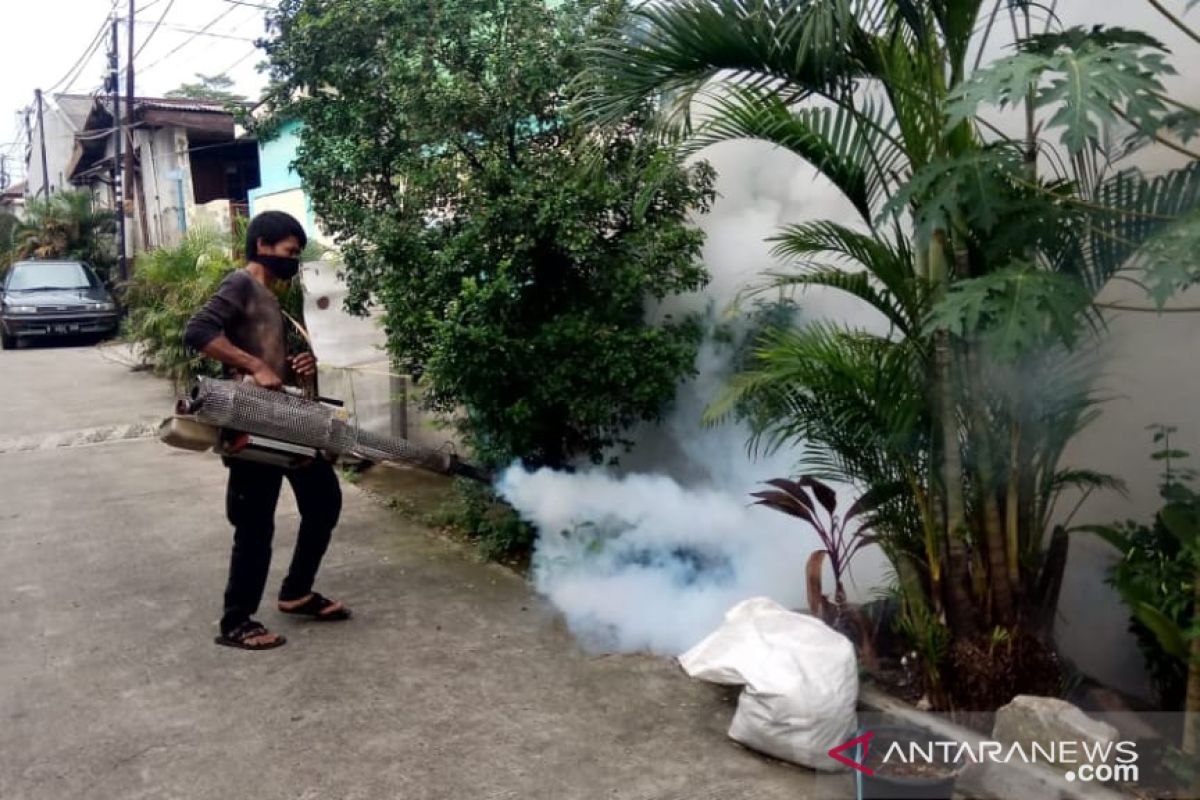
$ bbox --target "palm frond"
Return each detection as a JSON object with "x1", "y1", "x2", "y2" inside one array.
[
  {"x1": 1075, "y1": 162, "x2": 1200, "y2": 303},
  {"x1": 1049, "y1": 468, "x2": 1128, "y2": 498},
  {"x1": 576, "y1": 0, "x2": 890, "y2": 132},
  {"x1": 766, "y1": 219, "x2": 925, "y2": 328},
  {"x1": 685, "y1": 88, "x2": 906, "y2": 223}
]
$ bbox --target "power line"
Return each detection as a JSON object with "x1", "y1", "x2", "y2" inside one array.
[
  {"x1": 217, "y1": 45, "x2": 261, "y2": 76},
  {"x1": 59, "y1": 27, "x2": 113, "y2": 96},
  {"x1": 135, "y1": 4, "x2": 238, "y2": 75},
  {"x1": 133, "y1": 0, "x2": 176, "y2": 59},
  {"x1": 131, "y1": 18, "x2": 256, "y2": 43},
  {"x1": 45, "y1": 17, "x2": 111, "y2": 95},
  {"x1": 220, "y1": 0, "x2": 273, "y2": 10}
]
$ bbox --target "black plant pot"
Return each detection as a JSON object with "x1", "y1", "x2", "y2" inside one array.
[{"x1": 859, "y1": 726, "x2": 960, "y2": 800}]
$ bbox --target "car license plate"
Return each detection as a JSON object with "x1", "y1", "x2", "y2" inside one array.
[{"x1": 52, "y1": 324, "x2": 79, "y2": 334}]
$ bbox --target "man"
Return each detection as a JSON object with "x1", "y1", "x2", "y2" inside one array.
[{"x1": 184, "y1": 211, "x2": 350, "y2": 651}]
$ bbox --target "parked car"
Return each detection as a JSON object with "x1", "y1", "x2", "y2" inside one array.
[{"x1": 0, "y1": 260, "x2": 120, "y2": 349}]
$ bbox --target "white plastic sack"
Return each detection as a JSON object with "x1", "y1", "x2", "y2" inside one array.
[{"x1": 678, "y1": 596, "x2": 858, "y2": 770}]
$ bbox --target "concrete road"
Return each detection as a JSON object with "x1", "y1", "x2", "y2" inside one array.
[{"x1": 0, "y1": 342, "x2": 851, "y2": 800}]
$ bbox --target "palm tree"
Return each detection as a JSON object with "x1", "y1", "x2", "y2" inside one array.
[
  {"x1": 17, "y1": 191, "x2": 118, "y2": 280},
  {"x1": 579, "y1": 0, "x2": 1200, "y2": 703}
]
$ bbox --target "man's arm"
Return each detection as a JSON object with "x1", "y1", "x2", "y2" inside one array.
[
  {"x1": 198, "y1": 335, "x2": 283, "y2": 390},
  {"x1": 183, "y1": 273, "x2": 283, "y2": 389}
]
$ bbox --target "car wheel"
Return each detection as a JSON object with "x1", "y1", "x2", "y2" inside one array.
[{"x1": 1, "y1": 331, "x2": 16, "y2": 350}]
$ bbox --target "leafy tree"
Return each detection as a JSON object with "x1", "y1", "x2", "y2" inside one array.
[
  {"x1": 258, "y1": 0, "x2": 715, "y2": 469},
  {"x1": 16, "y1": 190, "x2": 117, "y2": 280},
  {"x1": 165, "y1": 73, "x2": 246, "y2": 104},
  {"x1": 0, "y1": 211, "x2": 19, "y2": 268},
  {"x1": 582, "y1": 0, "x2": 1200, "y2": 707}
]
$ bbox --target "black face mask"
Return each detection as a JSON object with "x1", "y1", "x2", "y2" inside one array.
[{"x1": 257, "y1": 254, "x2": 300, "y2": 281}]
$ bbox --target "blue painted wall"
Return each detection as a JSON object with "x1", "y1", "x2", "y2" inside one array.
[{"x1": 248, "y1": 120, "x2": 317, "y2": 232}]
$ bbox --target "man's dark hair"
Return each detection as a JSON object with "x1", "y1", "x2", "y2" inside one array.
[{"x1": 245, "y1": 211, "x2": 308, "y2": 260}]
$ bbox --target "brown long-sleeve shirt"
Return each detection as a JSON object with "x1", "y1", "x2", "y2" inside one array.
[{"x1": 183, "y1": 268, "x2": 289, "y2": 380}]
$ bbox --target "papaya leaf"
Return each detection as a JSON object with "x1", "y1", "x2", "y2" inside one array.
[
  {"x1": 948, "y1": 26, "x2": 1174, "y2": 154},
  {"x1": 925, "y1": 263, "x2": 1092, "y2": 359},
  {"x1": 882, "y1": 148, "x2": 1024, "y2": 237}
]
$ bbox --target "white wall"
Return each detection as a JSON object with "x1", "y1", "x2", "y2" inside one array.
[
  {"x1": 140, "y1": 127, "x2": 190, "y2": 248},
  {"x1": 25, "y1": 98, "x2": 80, "y2": 200},
  {"x1": 74, "y1": 124, "x2": 198, "y2": 252}
]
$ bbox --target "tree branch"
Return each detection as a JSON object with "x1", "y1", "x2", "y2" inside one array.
[
  {"x1": 1096, "y1": 301, "x2": 1200, "y2": 313},
  {"x1": 454, "y1": 140, "x2": 486, "y2": 172},
  {"x1": 1144, "y1": 0, "x2": 1200, "y2": 46}
]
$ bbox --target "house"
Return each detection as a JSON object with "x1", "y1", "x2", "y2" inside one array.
[
  {"x1": 66, "y1": 96, "x2": 260, "y2": 252},
  {"x1": 0, "y1": 181, "x2": 25, "y2": 219},
  {"x1": 24, "y1": 93, "x2": 94, "y2": 200},
  {"x1": 246, "y1": 118, "x2": 328, "y2": 244}
]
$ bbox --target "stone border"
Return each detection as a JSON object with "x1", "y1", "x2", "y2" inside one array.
[{"x1": 859, "y1": 686, "x2": 1132, "y2": 800}]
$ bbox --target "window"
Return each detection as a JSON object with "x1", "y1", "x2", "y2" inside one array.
[{"x1": 6, "y1": 262, "x2": 97, "y2": 291}]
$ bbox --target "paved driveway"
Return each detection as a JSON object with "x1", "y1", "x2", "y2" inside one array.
[{"x1": 0, "y1": 342, "x2": 850, "y2": 799}]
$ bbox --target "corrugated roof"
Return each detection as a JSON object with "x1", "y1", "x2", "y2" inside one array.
[
  {"x1": 89, "y1": 96, "x2": 248, "y2": 117},
  {"x1": 137, "y1": 96, "x2": 250, "y2": 114}
]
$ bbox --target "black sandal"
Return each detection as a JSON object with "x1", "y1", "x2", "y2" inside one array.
[
  {"x1": 214, "y1": 620, "x2": 287, "y2": 650},
  {"x1": 278, "y1": 592, "x2": 351, "y2": 621}
]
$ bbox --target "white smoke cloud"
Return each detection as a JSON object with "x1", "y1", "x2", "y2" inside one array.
[
  {"x1": 497, "y1": 465, "x2": 815, "y2": 655},
  {"x1": 499, "y1": 139, "x2": 889, "y2": 655}
]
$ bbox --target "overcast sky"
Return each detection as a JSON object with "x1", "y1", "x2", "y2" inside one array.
[{"x1": 0, "y1": 0, "x2": 271, "y2": 183}]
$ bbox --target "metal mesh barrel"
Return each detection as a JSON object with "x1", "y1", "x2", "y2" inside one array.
[{"x1": 189, "y1": 377, "x2": 459, "y2": 474}]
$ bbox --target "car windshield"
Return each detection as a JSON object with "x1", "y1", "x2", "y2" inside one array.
[{"x1": 6, "y1": 263, "x2": 97, "y2": 292}]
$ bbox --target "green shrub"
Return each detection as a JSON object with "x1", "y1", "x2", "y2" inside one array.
[
  {"x1": 123, "y1": 229, "x2": 311, "y2": 388},
  {"x1": 260, "y1": 0, "x2": 714, "y2": 471},
  {"x1": 16, "y1": 191, "x2": 117, "y2": 280},
  {"x1": 1102, "y1": 516, "x2": 1192, "y2": 707},
  {"x1": 431, "y1": 480, "x2": 536, "y2": 562},
  {"x1": 1086, "y1": 427, "x2": 1199, "y2": 709},
  {"x1": 123, "y1": 230, "x2": 237, "y2": 387}
]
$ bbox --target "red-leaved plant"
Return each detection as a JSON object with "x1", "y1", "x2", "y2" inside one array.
[{"x1": 751, "y1": 476, "x2": 878, "y2": 666}]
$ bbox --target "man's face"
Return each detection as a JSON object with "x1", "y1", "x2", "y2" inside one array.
[
  {"x1": 257, "y1": 235, "x2": 303, "y2": 261},
  {"x1": 256, "y1": 235, "x2": 304, "y2": 292}
]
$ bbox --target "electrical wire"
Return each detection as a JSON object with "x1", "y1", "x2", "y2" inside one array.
[
  {"x1": 132, "y1": 19, "x2": 256, "y2": 43},
  {"x1": 220, "y1": 0, "x2": 273, "y2": 10},
  {"x1": 44, "y1": 17, "x2": 111, "y2": 95},
  {"x1": 133, "y1": 0, "x2": 177, "y2": 59},
  {"x1": 217, "y1": 45, "x2": 261, "y2": 76},
  {"x1": 135, "y1": 4, "x2": 238, "y2": 75},
  {"x1": 59, "y1": 28, "x2": 114, "y2": 96}
]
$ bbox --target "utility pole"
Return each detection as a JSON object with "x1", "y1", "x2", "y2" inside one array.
[
  {"x1": 34, "y1": 89, "x2": 49, "y2": 199},
  {"x1": 1, "y1": 154, "x2": 9, "y2": 191},
  {"x1": 125, "y1": 0, "x2": 144, "y2": 255},
  {"x1": 109, "y1": 16, "x2": 128, "y2": 282}
]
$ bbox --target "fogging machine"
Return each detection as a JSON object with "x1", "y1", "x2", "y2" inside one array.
[{"x1": 159, "y1": 376, "x2": 491, "y2": 483}]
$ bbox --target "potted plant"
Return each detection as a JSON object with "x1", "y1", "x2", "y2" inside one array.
[{"x1": 857, "y1": 725, "x2": 960, "y2": 800}]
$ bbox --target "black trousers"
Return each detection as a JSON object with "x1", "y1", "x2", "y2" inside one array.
[{"x1": 221, "y1": 457, "x2": 342, "y2": 634}]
